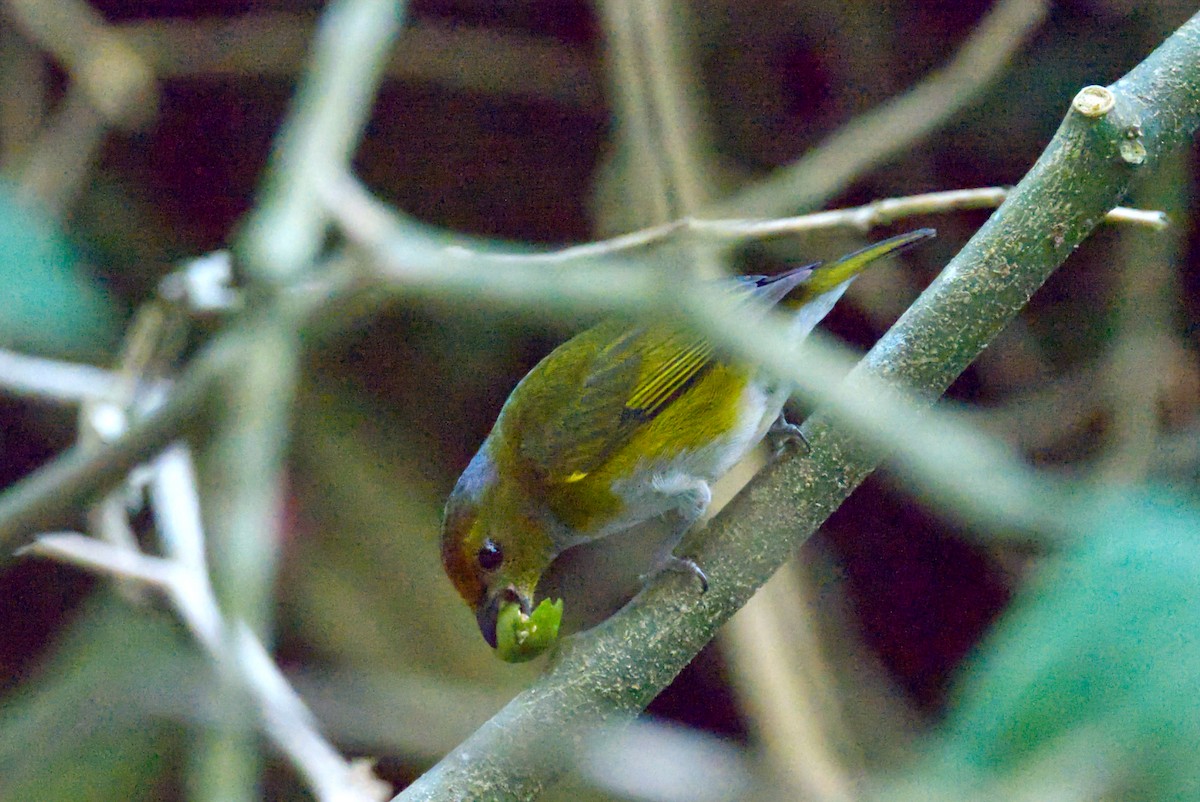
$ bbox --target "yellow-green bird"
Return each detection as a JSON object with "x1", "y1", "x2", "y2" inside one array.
[{"x1": 442, "y1": 228, "x2": 934, "y2": 660}]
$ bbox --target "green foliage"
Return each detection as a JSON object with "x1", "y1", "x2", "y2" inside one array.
[
  {"x1": 0, "y1": 183, "x2": 119, "y2": 360},
  {"x1": 924, "y1": 490, "x2": 1200, "y2": 798}
]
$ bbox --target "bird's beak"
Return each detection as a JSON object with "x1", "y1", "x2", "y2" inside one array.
[{"x1": 476, "y1": 585, "x2": 530, "y2": 649}]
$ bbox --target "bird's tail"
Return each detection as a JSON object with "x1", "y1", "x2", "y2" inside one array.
[
  {"x1": 794, "y1": 228, "x2": 937, "y2": 303},
  {"x1": 783, "y1": 227, "x2": 936, "y2": 340}
]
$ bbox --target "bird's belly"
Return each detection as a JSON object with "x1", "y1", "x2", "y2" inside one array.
[{"x1": 597, "y1": 379, "x2": 786, "y2": 537}]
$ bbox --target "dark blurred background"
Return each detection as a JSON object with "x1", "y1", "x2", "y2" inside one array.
[{"x1": 1, "y1": 1, "x2": 1198, "y2": 799}]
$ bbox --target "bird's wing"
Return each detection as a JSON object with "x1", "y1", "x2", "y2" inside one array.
[{"x1": 515, "y1": 319, "x2": 714, "y2": 485}]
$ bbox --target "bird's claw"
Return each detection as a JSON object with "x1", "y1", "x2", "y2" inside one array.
[
  {"x1": 767, "y1": 413, "x2": 809, "y2": 456},
  {"x1": 643, "y1": 555, "x2": 709, "y2": 593}
]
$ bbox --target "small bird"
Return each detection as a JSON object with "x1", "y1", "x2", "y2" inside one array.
[{"x1": 442, "y1": 229, "x2": 935, "y2": 660}]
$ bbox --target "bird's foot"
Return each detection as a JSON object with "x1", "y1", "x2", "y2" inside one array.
[
  {"x1": 767, "y1": 412, "x2": 809, "y2": 457},
  {"x1": 642, "y1": 554, "x2": 709, "y2": 593}
]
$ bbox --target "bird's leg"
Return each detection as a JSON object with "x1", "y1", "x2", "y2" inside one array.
[
  {"x1": 767, "y1": 411, "x2": 809, "y2": 456},
  {"x1": 642, "y1": 475, "x2": 711, "y2": 592},
  {"x1": 659, "y1": 474, "x2": 711, "y2": 529}
]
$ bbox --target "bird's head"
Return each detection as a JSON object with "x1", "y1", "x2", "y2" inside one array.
[{"x1": 441, "y1": 445, "x2": 560, "y2": 659}]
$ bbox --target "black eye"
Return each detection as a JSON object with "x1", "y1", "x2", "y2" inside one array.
[{"x1": 476, "y1": 539, "x2": 503, "y2": 571}]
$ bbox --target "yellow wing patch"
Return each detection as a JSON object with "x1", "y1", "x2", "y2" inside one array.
[{"x1": 624, "y1": 337, "x2": 714, "y2": 419}]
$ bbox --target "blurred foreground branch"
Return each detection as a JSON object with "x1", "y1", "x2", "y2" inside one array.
[{"x1": 1, "y1": 3, "x2": 1197, "y2": 801}]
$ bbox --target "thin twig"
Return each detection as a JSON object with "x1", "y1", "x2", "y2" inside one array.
[
  {"x1": 2, "y1": 171, "x2": 1157, "y2": 560},
  {"x1": 598, "y1": 0, "x2": 673, "y2": 225},
  {"x1": 325, "y1": 176, "x2": 1165, "y2": 272},
  {"x1": 150, "y1": 445, "x2": 210, "y2": 578},
  {"x1": 161, "y1": 445, "x2": 382, "y2": 801},
  {"x1": 598, "y1": 0, "x2": 712, "y2": 219},
  {"x1": 0, "y1": 340, "x2": 221, "y2": 550},
  {"x1": 596, "y1": 0, "x2": 725, "y2": 279},
  {"x1": 21, "y1": 441, "x2": 386, "y2": 801},
  {"x1": 688, "y1": 189, "x2": 1167, "y2": 238},
  {"x1": 637, "y1": 0, "x2": 711, "y2": 216},
  {"x1": 17, "y1": 531, "x2": 174, "y2": 583},
  {"x1": 236, "y1": 0, "x2": 406, "y2": 283},
  {"x1": 0, "y1": 347, "x2": 120, "y2": 403}
]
